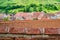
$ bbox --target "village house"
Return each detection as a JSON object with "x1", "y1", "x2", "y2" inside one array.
[
  {"x1": 0, "y1": 11, "x2": 60, "y2": 21},
  {"x1": 14, "y1": 12, "x2": 33, "y2": 20},
  {"x1": 0, "y1": 13, "x2": 7, "y2": 20},
  {"x1": 55, "y1": 11, "x2": 60, "y2": 19},
  {"x1": 41, "y1": 14, "x2": 50, "y2": 20},
  {"x1": 0, "y1": 13, "x2": 15, "y2": 21},
  {"x1": 47, "y1": 13, "x2": 57, "y2": 19},
  {"x1": 38, "y1": 11, "x2": 45, "y2": 20},
  {"x1": 32, "y1": 12, "x2": 40, "y2": 19},
  {"x1": 0, "y1": 13, "x2": 4, "y2": 20},
  {"x1": 15, "y1": 11, "x2": 45, "y2": 20}
]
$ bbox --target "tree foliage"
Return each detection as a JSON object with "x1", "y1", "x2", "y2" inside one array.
[
  {"x1": 44, "y1": 4, "x2": 58, "y2": 10},
  {"x1": 0, "y1": 3, "x2": 59, "y2": 14}
]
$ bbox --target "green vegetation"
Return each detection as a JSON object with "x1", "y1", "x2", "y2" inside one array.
[
  {"x1": 3, "y1": 17, "x2": 9, "y2": 21},
  {"x1": 0, "y1": 0, "x2": 60, "y2": 14}
]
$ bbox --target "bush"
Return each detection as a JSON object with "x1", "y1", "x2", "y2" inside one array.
[
  {"x1": 3, "y1": 17, "x2": 9, "y2": 21},
  {"x1": 44, "y1": 4, "x2": 58, "y2": 10},
  {"x1": 0, "y1": 3, "x2": 59, "y2": 14}
]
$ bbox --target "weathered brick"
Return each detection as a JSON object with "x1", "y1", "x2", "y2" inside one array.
[
  {"x1": 26, "y1": 28, "x2": 41, "y2": 34},
  {"x1": 9, "y1": 27, "x2": 25, "y2": 34},
  {"x1": 57, "y1": 28, "x2": 60, "y2": 34},
  {"x1": 0, "y1": 37, "x2": 13, "y2": 40},
  {"x1": 15, "y1": 37, "x2": 30, "y2": 40},
  {"x1": 30, "y1": 38, "x2": 39, "y2": 40},
  {"x1": 45, "y1": 28, "x2": 58, "y2": 34},
  {"x1": 0, "y1": 26, "x2": 7, "y2": 33}
]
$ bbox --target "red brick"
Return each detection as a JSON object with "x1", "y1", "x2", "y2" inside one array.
[
  {"x1": 57, "y1": 28, "x2": 60, "y2": 34},
  {"x1": 0, "y1": 26, "x2": 7, "y2": 33},
  {"x1": 9, "y1": 27, "x2": 25, "y2": 34},
  {"x1": 0, "y1": 37, "x2": 13, "y2": 40},
  {"x1": 26, "y1": 28, "x2": 41, "y2": 34},
  {"x1": 30, "y1": 38, "x2": 39, "y2": 40},
  {"x1": 45, "y1": 28, "x2": 58, "y2": 34},
  {"x1": 15, "y1": 37, "x2": 30, "y2": 40}
]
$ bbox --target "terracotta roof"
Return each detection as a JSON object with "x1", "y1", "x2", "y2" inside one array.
[
  {"x1": 14, "y1": 12, "x2": 45, "y2": 20},
  {"x1": 41, "y1": 14, "x2": 50, "y2": 20},
  {"x1": 0, "y1": 19, "x2": 60, "y2": 28},
  {"x1": 15, "y1": 12, "x2": 29, "y2": 17},
  {"x1": 32, "y1": 12, "x2": 41, "y2": 18}
]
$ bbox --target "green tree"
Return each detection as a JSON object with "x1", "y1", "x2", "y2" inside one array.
[
  {"x1": 37, "y1": 4, "x2": 43, "y2": 12},
  {"x1": 45, "y1": 4, "x2": 58, "y2": 10},
  {"x1": 25, "y1": 4, "x2": 37, "y2": 12}
]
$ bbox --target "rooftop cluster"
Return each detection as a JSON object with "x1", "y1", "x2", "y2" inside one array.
[{"x1": 0, "y1": 11, "x2": 60, "y2": 21}]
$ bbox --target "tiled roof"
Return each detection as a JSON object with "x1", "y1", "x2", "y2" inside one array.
[{"x1": 14, "y1": 12, "x2": 45, "y2": 20}]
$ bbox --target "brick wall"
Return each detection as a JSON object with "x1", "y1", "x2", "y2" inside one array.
[
  {"x1": 0, "y1": 26, "x2": 60, "y2": 34},
  {"x1": 0, "y1": 37, "x2": 14, "y2": 40},
  {"x1": 0, "y1": 19, "x2": 60, "y2": 28},
  {"x1": 0, "y1": 20, "x2": 60, "y2": 40},
  {"x1": 0, "y1": 36, "x2": 60, "y2": 40}
]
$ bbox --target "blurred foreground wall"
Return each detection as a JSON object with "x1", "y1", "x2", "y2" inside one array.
[{"x1": 0, "y1": 19, "x2": 60, "y2": 40}]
